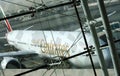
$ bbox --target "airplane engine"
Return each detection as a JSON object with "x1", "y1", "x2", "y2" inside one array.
[{"x1": 1, "y1": 57, "x2": 25, "y2": 69}]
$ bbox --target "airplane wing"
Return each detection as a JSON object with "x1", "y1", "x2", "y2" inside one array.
[{"x1": 0, "y1": 51, "x2": 38, "y2": 57}]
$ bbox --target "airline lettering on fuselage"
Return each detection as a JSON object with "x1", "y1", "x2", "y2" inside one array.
[{"x1": 32, "y1": 39, "x2": 70, "y2": 57}]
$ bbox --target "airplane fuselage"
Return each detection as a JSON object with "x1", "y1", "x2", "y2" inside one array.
[{"x1": 6, "y1": 30, "x2": 111, "y2": 68}]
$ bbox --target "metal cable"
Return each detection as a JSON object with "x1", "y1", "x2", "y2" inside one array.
[
  {"x1": 14, "y1": 50, "x2": 89, "y2": 76},
  {"x1": 45, "y1": 11, "x2": 69, "y2": 67},
  {"x1": 50, "y1": 69, "x2": 57, "y2": 76},
  {"x1": 62, "y1": 69, "x2": 65, "y2": 76},
  {"x1": 64, "y1": 32, "x2": 82, "y2": 57},
  {"x1": 15, "y1": 64, "x2": 50, "y2": 76},
  {"x1": 15, "y1": 1, "x2": 97, "y2": 76},
  {"x1": 55, "y1": 70, "x2": 58, "y2": 76},
  {"x1": 46, "y1": 16, "x2": 70, "y2": 76},
  {"x1": 42, "y1": 69, "x2": 49, "y2": 76},
  {"x1": 0, "y1": 1, "x2": 81, "y2": 21},
  {"x1": 37, "y1": 13, "x2": 55, "y2": 69},
  {"x1": 72, "y1": 0, "x2": 97, "y2": 76},
  {"x1": 36, "y1": 5, "x2": 59, "y2": 76},
  {"x1": 13, "y1": 38, "x2": 120, "y2": 76},
  {"x1": 38, "y1": 12, "x2": 63, "y2": 76},
  {"x1": 42, "y1": 6, "x2": 84, "y2": 58},
  {"x1": 0, "y1": 69, "x2": 5, "y2": 76},
  {"x1": 67, "y1": 32, "x2": 82, "y2": 52}
]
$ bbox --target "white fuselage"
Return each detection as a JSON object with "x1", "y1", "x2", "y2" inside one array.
[{"x1": 6, "y1": 30, "x2": 111, "y2": 68}]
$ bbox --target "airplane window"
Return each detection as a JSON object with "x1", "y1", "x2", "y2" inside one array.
[{"x1": 111, "y1": 22, "x2": 120, "y2": 30}]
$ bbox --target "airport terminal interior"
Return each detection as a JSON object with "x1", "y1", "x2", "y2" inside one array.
[{"x1": 0, "y1": 0, "x2": 120, "y2": 76}]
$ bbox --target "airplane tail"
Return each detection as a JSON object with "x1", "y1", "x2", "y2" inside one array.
[{"x1": 0, "y1": 6, "x2": 12, "y2": 32}]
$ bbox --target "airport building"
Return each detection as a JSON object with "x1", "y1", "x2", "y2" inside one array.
[{"x1": 0, "y1": 0, "x2": 120, "y2": 76}]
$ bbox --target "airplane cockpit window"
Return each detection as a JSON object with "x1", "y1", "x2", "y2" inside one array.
[{"x1": 111, "y1": 22, "x2": 120, "y2": 30}]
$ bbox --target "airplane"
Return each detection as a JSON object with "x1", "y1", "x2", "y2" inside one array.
[{"x1": 0, "y1": 5, "x2": 113, "y2": 69}]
